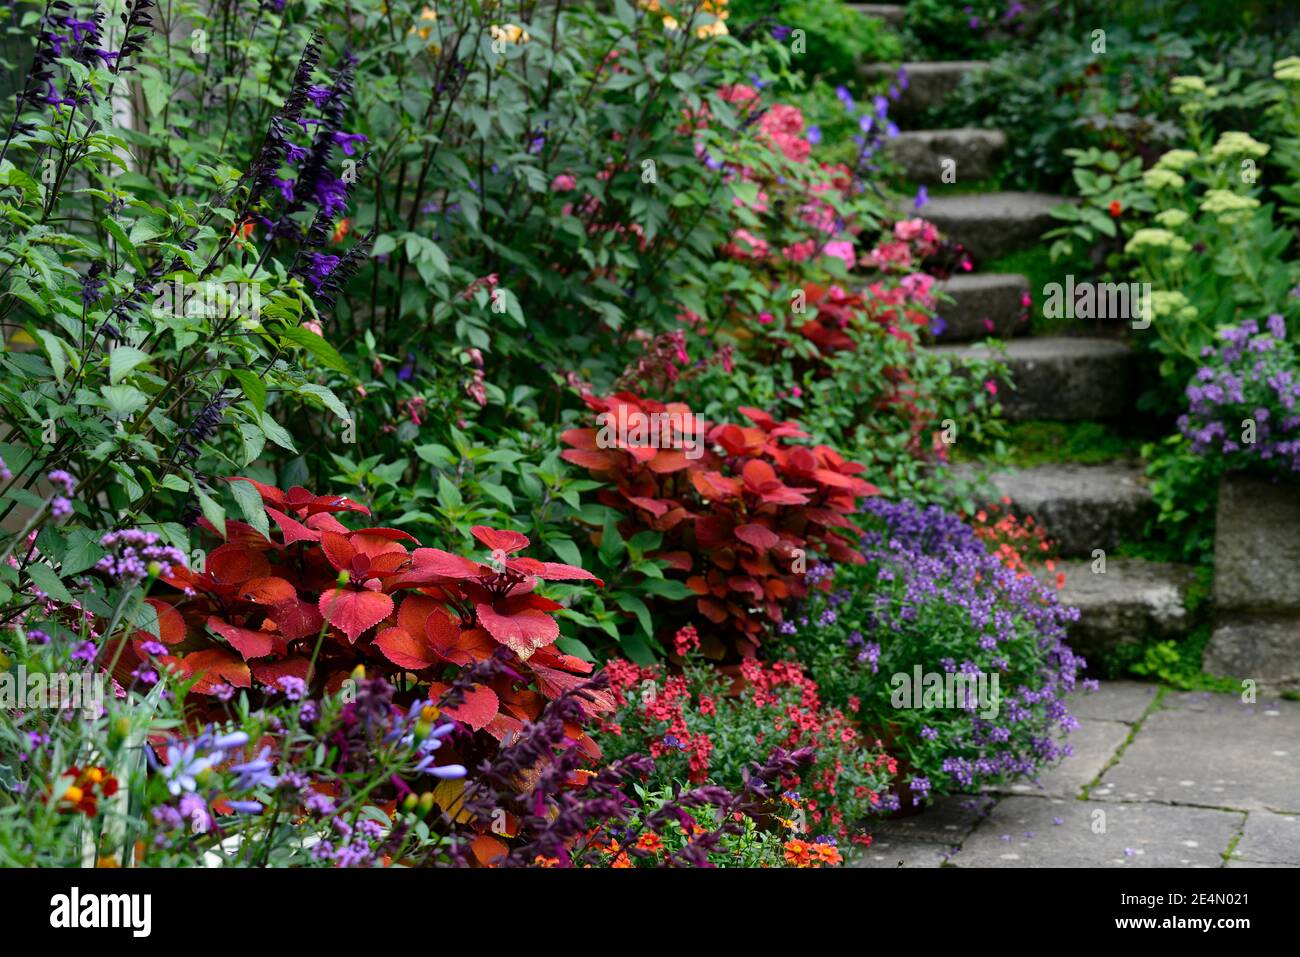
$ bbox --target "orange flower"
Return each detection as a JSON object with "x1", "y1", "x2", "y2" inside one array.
[
  {"x1": 1108, "y1": 200, "x2": 1122, "y2": 217},
  {"x1": 811, "y1": 843, "x2": 843, "y2": 866},
  {"x1": 332, "y1": 218, "x2": 351, "y2": 243},
  {"x1": 533, "y1": 856, "x2": 560, "y2": 868},
  {"x1": 783, "y1": 839, "x2": 813, "y2": 867},
  {"x1": 635, "y1": 833, "x2": 664, "y2": 854}
]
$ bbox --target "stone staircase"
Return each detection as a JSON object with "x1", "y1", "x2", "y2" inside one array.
[{"x1": 850, "y1": 2, "x2": 1195, "y2": 661}]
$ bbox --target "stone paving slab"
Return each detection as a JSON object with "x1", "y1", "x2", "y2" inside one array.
[
  {"x1": 991, "y1": 719, "x2": 1131, "y2": 799},
  {"x1": 1231, "y1": 812, "x2": 1300, "y2": 865},
  {"x1": 863, "y1": 794, "x2": 994, "y2": 845},
  {"x1": 1095, "y1": 693, "x2": 1300, "y2": 813},
  {"x1": 1065, "y1": 681, "x2": 1158, "y2": 723},
  {"x1": 852, "y1": 842, "x2": 952, "y2": 868},
  {"x1": 953, "y1": 796, "x2": 1241, "y2": 867},
  {"x1": 1225, "y1": 859, "x2": 1298, "y2": 868}
]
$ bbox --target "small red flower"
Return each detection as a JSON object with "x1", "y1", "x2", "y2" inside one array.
[{"x1": 1108, "y1": 200, "x2": 1122, "y2": 218}]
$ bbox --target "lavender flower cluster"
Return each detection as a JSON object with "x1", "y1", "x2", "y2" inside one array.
[
  {"x1": 1178, "y1": 315, "x2": 1300, "y2": 474},
  {"x1": 856, "y1": 498, "x2": 1086, "y2": 788},
  {"x1": 94, "y1": 529, "x2": 187, "y2": 585}
]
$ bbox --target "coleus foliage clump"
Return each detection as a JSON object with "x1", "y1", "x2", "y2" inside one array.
[
  {"x1": 561, "y1": 393, "x2": 876, "y2": 656},
  {"x1": 116, "y1": 479, "x2": 611, "y2": 741}
]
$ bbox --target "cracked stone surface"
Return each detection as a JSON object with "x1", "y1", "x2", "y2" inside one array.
[
  {"x1": 1096, "y1": 693, "x2": 1300, "y2": 813},
  {"x1": 849, "y1": 683, "x2": 1299, "y2": 868},
  {"x1": 953, "y1": 797, "x2": 1242, "y2": 867}
]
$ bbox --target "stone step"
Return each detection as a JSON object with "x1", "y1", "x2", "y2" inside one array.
[
  {"x1": 886, "y1": 128, "x2": 1006, "y2": 182},
  {"x1": 915, "y1": 191, "x2": 1066, "y2": 262},
  {"x1": 929, "y1": 337, "x2": 1133, "y2": 420},
  {"x1": 1039, "y1": 558, "x2": 1197, "y2": 657},
  {"x1": 862, "y1": 61, "x2": 988, "y2": 114},
  {"x1": 848, "y1": 3, "x2": 906, "y2": 28},
  {"x1": 952, "y1": 461, "x2": 1154, "y2": 557},
  {"x1": 930, "y1": 272, "x2": 1029, "y2": 341}
]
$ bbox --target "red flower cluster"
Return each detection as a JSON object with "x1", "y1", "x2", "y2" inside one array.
[
  {"x1": 964, "y1": 497, "x2": 1061, "y2": 585},
  {"x1": 116, "y1": 480, "x2": 611, "y2": 740},
  {"x1": 561, "y1": 393, "x2": 876, "y2": 653},
  {"x1": 51, "y1": 766, "x2": 118, "y2": 817}
]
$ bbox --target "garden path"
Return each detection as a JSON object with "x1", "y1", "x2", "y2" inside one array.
[
  {"x1": 853, "y1": 682, "x2": 1300, "y2": 867},
  {"x1": 845, "y1": 5, "x2": 1298, "y2": 868}
]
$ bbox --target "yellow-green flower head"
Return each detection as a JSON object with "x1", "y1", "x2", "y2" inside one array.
[
  {"x1": 1125, "y1": 228, "x2": 1190, "y2": 256},
  {"x1": 1155, "y1": 149, "x2": 1197, "y2": 172},
  {"x1": 1208, "y1": 131, "x2": 1270, "y2": 163},
  {"x1": 1274, "y1": 57, "x2": 1300, "y2": 82},
  {"x1": 1199, "y1": 188, "x2": 1260, "y2": 219},
  {"x1": 1143, "y1": 167, "x2": 1185, "y2": 192},
  {"x1": 1151, "y1": 290, "x2": 1197, "y2": 321},
  {"x1": 1154, "y1": 208, "x2": 1190, "y2": 229},
  {"x1": 1171, "y1": 75, "x2": 1215, "y2": 97}
]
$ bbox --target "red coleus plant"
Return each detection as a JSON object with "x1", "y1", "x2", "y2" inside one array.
[
  {"x1": 114, "y1": 480, "x2": 611, "y2": 740},
  {"x1": 561, "y1": 393, "x2": 876, "y2": 655}
]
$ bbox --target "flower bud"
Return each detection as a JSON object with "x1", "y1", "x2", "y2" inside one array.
[
  {"x1": 350, "y1": 663, "x2": 366, "y2": 684},
  {"x1": 417, "y1": 791, "x2": 435, "y2": 816},
  {"x1": 337, "y1": 569, "x2": 351, "y2": 586}
]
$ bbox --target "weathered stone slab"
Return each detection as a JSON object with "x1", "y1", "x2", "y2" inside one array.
[
  {"x1": 863, "y1": 794, "x2": 993, "y2": 845},
  {"x1": 1065, "y1": 681, "x2": 1157, "y2": 724},
  {"x1": 914, "y1": 191, "x2": 1066, "y2": 260},
  {"x1": 950, "y1": 461, "x2": 1153, "y2": 556},
  {"x1": 931, "y1": 272, "x2": 1029, "y2": 341},
  {"x1": 848, "y1": 3, "x2": 905, "y2": 28},
  {"x1": 1213, "y1": 472, "x2": 1300, "y2": 613},
  {"x1": 851, "y1": 841, "x2": 952, "y2": 868},
  {"x1": 1094, "y1": 694, "x2": 1300, "y2": 812},
  {"x1": 1204, "y1": 616, "x2": 1300, "y2": 693},
  {"x1": 862, "y1": 61, "x2": 989, "y2": 114},
  {"x1": 886, "y1": 128, "x2": 1006, "y2": 182},
  {"x1": 1231, "y1": 811, "x2": 1300, "y2": 865},
  {"x1": 931, "y1": 337, "x2": 1133, "y2": 421},
  {"x1": 1044, "y1": 559, "x2": 1196, "y2": 654},
  {"x1": 954, "y1": 796, "x2": 1241, "y2": 867}
]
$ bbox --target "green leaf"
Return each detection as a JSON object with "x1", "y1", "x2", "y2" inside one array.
[
  {"x1": 231, "y1": 369, "x2": 267, "y2": 414},
  {"x1": 278, "y1": 325, "x2": 351, "y2": 375},
  {"x1": 34, "y1": 330, "x2": 68, "y2": 382},
  {"x1": 108, "y1": 345, "x2": 152, "y2": 384},
  {"x1": 26, "y1": 562, "x2": 72, "y2": 603},
  {"x1": 599, "y1": 514, "x2": 625, "y2": 566},
  {"x1": 228, "y1": 475, "x2": 270, "y2": 538},
  {"x1": 615, "y1": 593, "x2": 653, "y2": 639},
  {"x1": 259, "y1": 412, "x2": 297, "y2": 453},
  {"x1": 436, "y1": 473, "x2": 463, "y2": 509},
  {"x1": 194, "y1": 483, "x2": 226, "y2": 539}
]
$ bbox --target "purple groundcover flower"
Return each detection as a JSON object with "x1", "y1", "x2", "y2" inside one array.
[{"x1": 1179, "y1": 316, "x2": 1300, "y2": 474}]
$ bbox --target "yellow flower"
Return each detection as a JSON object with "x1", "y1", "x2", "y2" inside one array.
[
  {"x1": 1154, "y1": 208, "x2": 1189, "y2": 229},
  {"x1": 662, "y1": 14, "x2": 679, "y2": 31},
  {"x1": 1155, "y1": 149, "x2": 1197, "y2": 172},
  {"x1": 1208, "y1": 131, "x2": 1270, "y2": 163},
  {"x1": 410, "y1": 5, "x2": 438, "y2": 40},
  {"x1": 1170, "y1": 75, "x2": 1210, "y2": 96},
  {"x1": 1142, "y1": 168, "x2": 1185, "y2": 192},
  {"x1": 1151, "y1": 291, "x2": 1197, "y2": 322},
  {"x1": 696, "y1": 19, "x2": 728, "y2": 39},
  {"x1": 1274, "y1": 57, "x2": 1300, "y2": 82},
  {"x1": 1199, "y1": 188, "x2": 1260, "y2": 220},
  {"x1": 491, "y1": 23, "x2": 530, "y2": 44}
]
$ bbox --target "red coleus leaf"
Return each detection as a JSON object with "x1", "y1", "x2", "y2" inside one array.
[
  {"x1": 505, "y1": 557, "x2": 604, "y2": 587},
  {"x1": 225, "y1": 476, "x2": 286, "y2": 510},
  {"x1": 396, "y1": 548, "x2": 485, "y2": 585},
  {"x1": 176, "y1": 649, "x2": 251, "y2": 694},
  {"x1": 143, "y1": 598, "x2": 186, "y2": 645},
  {"x1": 284, "y1": 486, "x2": 371, "y2": 517},
  {"x1": 734, "y1": 523, "x2": 780, "y2": 551},
  {"x1": 238, "y1": 577, "x2": 297, "y2": 605},
  {"x1": 433, "y1": 626, "x2": 498, "y2": 666},
  {"x1": 206, "y1": 544, "x2": 271, "y2": 584},
  {"x1": 560, "y1": 448, "x2": 624, "y2": 471},
  {"x1": 319, "y1": 588, "x2": 394, "y2": 644},
  {"x1": 470, "y1": 525, "x2": 530, "y2": 555},
  {"x1": 470, "y1": 834, "x2": 509, "y2": 867},
  {"x1": 374, "y1": 626, "x2": 439, "y2": 670},
  {"x1": 207, "y1": 617, "x2": 275, "y2": 660},
  {"x1": 441, "y1": 684, "x2": 499, "y2": 731},
  {"x1": 528, "y1": 661, "x2": 614, "y2": 714},
  {"x1": 266, "y1": 506, "x2": 319, "y2": 544},
  {"x1": 475, "y1": 601, "x2": 559, "y2": 660},
  {"x1": 268, "y1": 598, "x2": 325, "y2": 641}
]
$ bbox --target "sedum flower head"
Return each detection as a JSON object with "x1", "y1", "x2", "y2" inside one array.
[
  {"x1": 1154, "y1": 208, "x2": 1190, "y2": 229},
  {"x1": 1156, "y1": 149, "x2": 1198, "y2": 172},
  {"x1": 1125, "y1": 228, "x2": 1189, "y2": 255},
  {"x1": 1151, "y1": 290, "x2": 1197, "y2": 322},
  {"x1": 1274, "y1": 57, "x2": 1300, "y2": 82},
  {"x1": 1170, "y1": 75, "x2": 1215, "y2": 97},
  {"x1": 1208, "y1": 131, "x2": 1270, "y2": 163},
  {"x1": 1199, "y1": 188, "x2": 1260, "y2": 220},
  {"x1": 1143, "y1": 167, "x2": 1185, "y2": 192}
]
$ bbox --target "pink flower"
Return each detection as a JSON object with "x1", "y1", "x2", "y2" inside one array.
[
  {"x1": 984, "y1": 380, "x2": 998, "y2": 395},
  {"x1": 900, "y1": 272, "x2": 935, "y2": 306},
  {"x1": 757, "y1": 311, "x2": 775, "y2": 325},
  {"x1": 723, "y1": 228, "x2": 769, "y2": 261},
  {"x1": 781, "y1": 239, "x2": 817, "y2": 263},
  {"x1": 718, "y1": 84, "x2": 759, "y2": 103},
  {"x1": 823, "y1": 240, "x2": 856, "y2": 269},
  {"x1": 550, "y1": 173, "x2": 577, "y2": 192}
]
